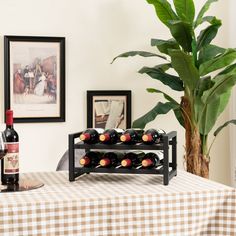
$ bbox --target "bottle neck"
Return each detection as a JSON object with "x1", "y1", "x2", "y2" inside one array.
[
  {"x1": 6, "y1": 110, "x2": 14, "y2": 127},
  {"x1": 6, "y1": 124, "x2": 13, "y2": 129}
]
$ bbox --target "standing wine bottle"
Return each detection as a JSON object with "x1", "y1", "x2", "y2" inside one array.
[
  {"x1": 99, "y1": 128, "x2": 123, "y2": 144},
  {"x1": 120, "y1": 129, "x2": 144, "y2": 144},
  {"x1": 142, "y1": 129, "x2": 165, "y2": 144},
  {"x1": 121, "y1": 151, "x2": 145, "y2": 168},
  {"x1": 79, "y1": 128, "x2": 104, "y2": 144},
  {"x1": 99, "y1": 152, "x2": 123, "y2": 167},
  {"x1": 79, "y1": 151, "x2": 103, "y2": 167},
  {"x1": 141, "y1": 152, "x2": 160, "y2": 168},
  {"x1": 1, "y1": 110, "x2": 19, "y2": 185}
]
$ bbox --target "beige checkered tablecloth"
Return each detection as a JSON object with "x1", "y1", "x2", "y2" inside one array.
[{"x1": 0, "y1": 170, "x2": 235, "y2": 236}]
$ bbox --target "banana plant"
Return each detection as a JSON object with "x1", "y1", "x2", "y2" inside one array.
[{"x1": 112, "y1": 0, "x2": 236, "y2": 178}]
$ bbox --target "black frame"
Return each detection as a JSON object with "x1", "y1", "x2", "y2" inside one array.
[
  {"x1": 4, "y1": 35, "x2": 65, "y2": 123},
  {"x1": 87, "y1": 90, "x2": 131, "y2": 129}
]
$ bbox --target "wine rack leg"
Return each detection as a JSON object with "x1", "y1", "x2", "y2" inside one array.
[
  {"x1": 69, "y1": 134, "x2": 75, "y2": 182},
  {"x1": 172, "y1": 135, "x2": 177, "y2": 176},
  {"x1": 163, "y1": 136, "x2": 169, "y2": 185}
]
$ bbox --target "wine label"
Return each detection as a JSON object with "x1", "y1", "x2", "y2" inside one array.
[
  {"x1": 157, "y1": 129, "x2": 166, "y2": 134},
  {"x1": 113, "y1": 128, "x2": 124, "y2": 133},
  {"x1": 89, "y1": 128, "x2": 104, "y2": 134},
  {"x1": 4, "y1": 142, "x2": 19, "y2": 174}
]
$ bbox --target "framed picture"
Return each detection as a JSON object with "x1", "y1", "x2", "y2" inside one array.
[
  {"x1": 4, "y1": 35, "x2": 65, "y2": 122},
  {"x1": 87, "y1": 90, "x2": 131, "y2": 129}
]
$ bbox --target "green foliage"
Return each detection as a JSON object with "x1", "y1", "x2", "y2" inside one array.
[
  {"x1": 173, "y1": 0, "x2": 195, "y2": 23},
  {"x1": 112, "y1": 0, "x2": 236, "y2": 154},
  {"x1": 146, "y1": 88, "x2": 185, "y2": 126},
  {"x1": 202, "y1": 73, "x2": 236, "y2": 104},
  {"x1": 111, "y1": 51, "x2": 167, "y2": 64},
  {"x1": 198, "y1": 91, "x2": 231, "y2": 135},
  {"x1": 168, "y1": 20, "x2": 193, "y2": 52},
  {"x1": 169, "y1": 49, "x2": 199, "y2": 91},
  {"x1": 132, "y1": 101, "x2": 178, "y2": 128},
  {"x1": 214, "y1": 120, "x2": 236, "y2": 136},
  {"x1": 151, "y1": 39, "x2": 180, "y2": 55},
  {"x1": 196, "y1": 19, "x2": 221, "y2": 51},
  {"x1": 199, "y1": 49, "x2": 236, "y2": 76},
  {"x1": 198, "y1": 44, "x2": 225, "y2": 65},
  {"x1": 194, "y1": 0, "x2": 218, "y2": 28},
  {"x1": 147, "y1": 0, "x2": 178, "y2": 27},
  {"x1": 138, "y1": 66, "x2": 184, "y2": 91}
]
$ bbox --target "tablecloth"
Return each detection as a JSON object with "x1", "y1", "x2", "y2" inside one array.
[{"x1": 0, "y1": 170, "x2": 235, "y2": 236}]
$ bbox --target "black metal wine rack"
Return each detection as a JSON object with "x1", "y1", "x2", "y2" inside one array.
[{"x1": 68, "y1": 131, "x2": 177, "y2": 185}]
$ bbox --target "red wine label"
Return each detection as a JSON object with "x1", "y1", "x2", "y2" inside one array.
[{"x1": 4, "y1": 142, "x2": 19, "y2": 174}]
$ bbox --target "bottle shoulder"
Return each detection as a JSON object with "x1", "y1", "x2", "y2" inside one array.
[{"x1": 4, "y1": 128, "x2": 19, "y2": 141}]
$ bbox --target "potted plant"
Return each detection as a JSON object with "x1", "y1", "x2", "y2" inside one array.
[{"x1": 112, "y1": 0, "x2": 236, "y2": 178}]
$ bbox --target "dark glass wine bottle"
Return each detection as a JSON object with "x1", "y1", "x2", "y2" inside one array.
[
  {"x1": 99, "y1": 152, "x2": 123, "y2": 167},
  {"x1": 141, "y1": 152, "x2": 160, "y2": 168},
  {"x1": 1, "y1": 110, "x2": 19, "y2": 185},
  {"x1": 121, "y1": 151, "x2": 145, "y2": 168},
  {"x1": 79, "y1": 151, "x2": 103, "y2": 167},
  {"x1": 142, "y1": 129, "x2": 165, "y2": 144},
  {"x1": 99, "y1": 128, "x2": 123, "y2": 144},
  {"x1": 79, "y1": 128, "x2": 104, "y2": 144},
  {"x1": 120, "y1": 129, "x2": 144, "y2": 144}
]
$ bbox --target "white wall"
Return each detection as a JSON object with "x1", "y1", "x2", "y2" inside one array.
[
  {"x1": 229, "y1": 0, "x2": 236, "y2": 187},
  {"x1": 0, "y1": 0, "x2": 234, "y2": 185}
]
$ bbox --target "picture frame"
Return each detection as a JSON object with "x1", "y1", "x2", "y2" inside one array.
[
  {"x1": 4, "y1": 35, "x2": 65, "y2": 123},
  {"x1": 87, "y1": 90, "x2": 131, "y2": 129}
]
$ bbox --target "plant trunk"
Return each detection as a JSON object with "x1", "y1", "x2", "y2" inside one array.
[{"x1": 181, "y1": 96, "x2": 209, "y2": 178}]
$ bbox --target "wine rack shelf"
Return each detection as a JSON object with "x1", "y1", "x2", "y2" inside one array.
[{"x1": 68, "y1": 131, "x2": 177, "y2": 185}]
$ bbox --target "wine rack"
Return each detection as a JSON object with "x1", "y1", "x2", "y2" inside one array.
[{"x1": 68, "y1": 131, "x2": 177, "y2": 185}]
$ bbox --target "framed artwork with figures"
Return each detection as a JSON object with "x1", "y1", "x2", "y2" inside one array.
[
  {"x1": 4, "y1": 35, "x2": 65, "y2": 123},
  {"x1": 87, "y1": 90, "x2": 131, "y2": 129}
]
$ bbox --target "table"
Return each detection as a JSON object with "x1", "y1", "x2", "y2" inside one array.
[{"x1": 0, "y1": 170, "x2": 235, "y2": 236}]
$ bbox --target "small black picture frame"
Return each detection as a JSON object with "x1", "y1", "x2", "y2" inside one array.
[
  {"x1": 87, "y1": 90, "x2": 131, "y2": 129},
  {"x1": 4, "y1": 35, "x2": 65, "y2": 123}
]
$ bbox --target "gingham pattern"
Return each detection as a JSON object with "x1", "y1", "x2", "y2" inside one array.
[{"x1": 0, "y1": 170, "x2": 235, "y2": 236}]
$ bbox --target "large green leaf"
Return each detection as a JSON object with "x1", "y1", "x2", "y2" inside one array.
[
  {"x1": 196, "y1": 20, "x2": 221, "y2": 51},
  {"x1": 146, "y1": 88, "x2": 185, "y2": 127},
  {"x1": 198, "y1": 91, "x2": 231, "y2": 135},
  {"x1": 195, "y1": 16, "x2": 221, "y2": 30},
  {"x1": 173, "y1": 0, "x2": 195, "y2": 23},
  {"x1": 139, "y1": 66, "x2": 184, "y2": 91},
  {"x1": 132, "y1": 101, "x2": 178, "y2": 128},
  {"x1": 146, "y1": 88, "x2": 178, "y2": 103},
  {"x1": 216, "y1": 90, "x2": 231, "y2": 118},
  {"x1": 168, "y1": 20, "x2": 193, "y2": 52},
  {"x1": 214, "y1": 119, "x2": 236, "y2": 136},
  {"x1": 202, "y1": 73, "x2": 236, "y2": 104},
  {"x1": 191, "y1": 37, "x2": 197, "y2": 66},
  {"x1": 200, "y1": 16, "x2": 221, "y2": 25},
  {"x1": 169, "y1": 49, "x2": 199, "y2": 91},
  {"x1": 196, "y1": 76, "x2": 214, "y2": 96},
  {"x1": 173, "y1": 107, "x2": 185, "y2": 128},
  {"x1": 194, "y1": 0, "x2": 218, "y2": 28},
  {"x1": 218, "y1": 63, "x2": 236, "y2": 76},
  {"x1": 151, "y1": 38, "x2": 180, "y2": 55},
  {"x1": 194, "y1": 76, "x2": 215, "y2": 123},
  {"x1": 198, "y1": 44, "x2": 225, "y2": 65},
  {"x1": 111, "y1": 51, "x2": 167, "y2": 64},
  {"x1": 198, "y1": 98, "x2": 220, "y2": 135},
  {"x1": 199, "y1": 49, "x2": 236, "y2": 76},
  {"x1": 146, "y1": 0, "x2": 178, "y2": 27},
  {"x1": 151, "y1": 63, "x2": 172, "y2": 72}
]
